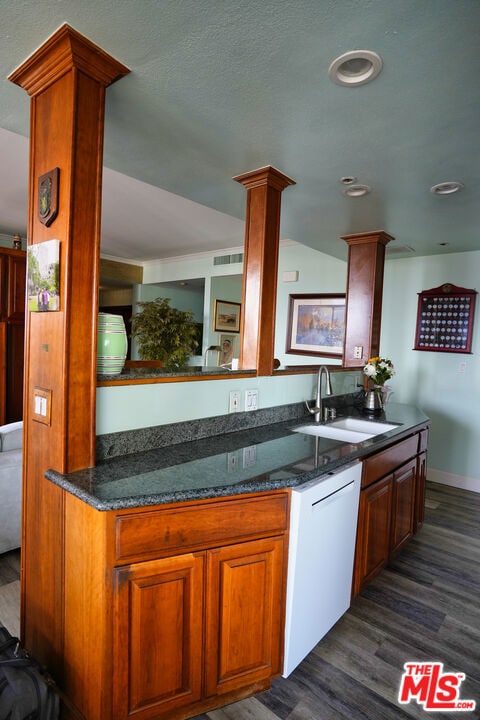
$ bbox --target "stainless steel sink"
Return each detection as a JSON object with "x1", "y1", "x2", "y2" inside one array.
[{"x1": 292, "y1": 417, "x2": 400, "y2": 444}]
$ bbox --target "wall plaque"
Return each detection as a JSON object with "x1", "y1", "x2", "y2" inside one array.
[
  {"x1": 413, "y1": 282, "x2": 477, "y2": 353},
  {"x1": 38, "y1": 167, "x2": 59, "y2": 226}
]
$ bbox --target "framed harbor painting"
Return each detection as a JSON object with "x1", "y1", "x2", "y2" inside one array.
[
  {"x1": 286, "y1": 293, "x2": 346, "y2": 357},
  {"x1": 214, "y1": 299, "x2": 241, "y2": 333}
]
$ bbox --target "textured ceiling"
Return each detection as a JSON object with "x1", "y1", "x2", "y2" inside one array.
[{"x1": 0, "y1": 0, "x2": 479, "y2": 262}]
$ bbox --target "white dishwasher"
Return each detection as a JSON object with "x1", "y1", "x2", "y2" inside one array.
[{"x1": 283, "y1": 460, "x2": 362, "y2": 677}]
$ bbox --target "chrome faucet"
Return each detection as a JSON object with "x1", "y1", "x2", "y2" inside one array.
[{"x1": 306, "y1": 365, "x2": 333, "y2": 423}]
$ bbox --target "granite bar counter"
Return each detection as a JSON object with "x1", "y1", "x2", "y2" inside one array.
[{"x1": 46, "y1": 402, "x2": 429, "y2": 511}]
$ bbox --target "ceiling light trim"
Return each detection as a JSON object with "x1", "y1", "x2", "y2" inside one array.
[
  {"x1": 430, "y1": 181, "x2": 464, "y2": 195},
  {"x1": 328, "y1": 50, "x2": 383, "y2": 87},
  {"x1": 342, "y1": 184, "x2": 371, "y2": 197}
]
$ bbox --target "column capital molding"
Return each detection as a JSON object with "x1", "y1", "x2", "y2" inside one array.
[
  {"x1": 341, "y1": 230, "x2": 394, "y2": 247},
  {"x1": 9, "y1": 23, "x2": 129, "y2": 95},
  {"x1": 233, "y1": 166, "x2": 296, "y2": 192}
]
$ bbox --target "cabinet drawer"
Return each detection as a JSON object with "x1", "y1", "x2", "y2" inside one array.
[
  {"x1": 115, "y1": 492, "x2": 289, "y2": 563},
  {"x1": 362, "y1": 435, "x2": 418, "y2": 488}
]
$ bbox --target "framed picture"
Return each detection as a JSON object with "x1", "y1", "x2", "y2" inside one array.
[
  {"x1": 219, "y1": 334, "x2": 236, "y2": 365},
  {"x1": 286, "y1": 293, "x2": 346, "y2": 357},
  {"x1": 413, "y1": 282, "x2": 477, "y2": 354},
  {"x1": 214, "y1": 299, "x2": 241, "y2": 333},
  {"x1": 27, "y1": 239, "x2": 61, "y2": 312}
]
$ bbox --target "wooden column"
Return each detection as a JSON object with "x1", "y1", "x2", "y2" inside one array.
[
  {"x1": 342, "y1": 230, "x2": 394, "y2": 367},
  {"x1": 233, "y1": 166, "x2": 295, "y2": 375},
  {"x1": 9, "y1": 25, "x2": 128, "y2": 673}
]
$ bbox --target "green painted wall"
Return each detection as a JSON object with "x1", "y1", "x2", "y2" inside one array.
[
  {"x1": 96, "y1": 369, "x2": 360, "y2": 434},
  {"x1": 381, "y1": 250, "x2": 480, "y2": 490},
  {"x1": 274, "y1": 242, "x2": 347, "y2": 367}
]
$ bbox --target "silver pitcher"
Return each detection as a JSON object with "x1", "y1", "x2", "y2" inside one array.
[{"x1": 363, "y1": 389, "x2": 383, "y2": 413}]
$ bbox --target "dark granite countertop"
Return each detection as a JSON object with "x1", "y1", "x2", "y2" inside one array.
[
  {"x1": 46, "y1": 403, "x2": 429, "y2": 511},
  {"x1": 97, "y1": 365, "x2": 255, "y2": 382}
]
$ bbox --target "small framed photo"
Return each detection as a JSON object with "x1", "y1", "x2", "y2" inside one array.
[
  {"x1": 214, "y1": 299, "x2": 241, "y2": 333},
  {"x1": 286, "y1": 293, "x2": 346, "y2": 357},
  {"x1": 27, "y1": 239, "x2": 61, "y2": 312},
  {"x1": 219, "y1": 334, "x2": 236, "y2": 365}
]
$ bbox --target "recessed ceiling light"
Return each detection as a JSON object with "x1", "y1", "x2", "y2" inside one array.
[
  {"x1": 343, "y1": 184, "x2": 371, "y2": 197},
  {"x1": 340, "y1": 176, "x2": 357, "y2": 185},
  {"x1": 430, "y1": 181, "x2": 464, "y2": 195},
  {"x1": 328, "y1": 50, "x2": 383, "y2": 87}
]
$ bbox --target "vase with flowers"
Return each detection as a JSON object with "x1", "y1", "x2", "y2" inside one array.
[{"x1": 363, "y1": 356, "x2": 395, "y2": 410}]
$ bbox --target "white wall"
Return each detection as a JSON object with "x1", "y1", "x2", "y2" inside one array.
[{"x1": 381, "y1": 250, "x2": 480, "y2": 492}]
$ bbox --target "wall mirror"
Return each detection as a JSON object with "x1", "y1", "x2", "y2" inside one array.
[
  {"x1": 99, "y1": 235, "x2": 352, "y2": 383},
  {"x1": 99, "y1": 258, "x2": 246, "y2": 379}
]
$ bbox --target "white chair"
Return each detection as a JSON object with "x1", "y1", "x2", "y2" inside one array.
[{"x1": 0, "y1": 422, "x2": 23, "y2": 554}]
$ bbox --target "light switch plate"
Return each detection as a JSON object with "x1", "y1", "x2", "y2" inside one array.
[
  {"x1": 245, "y1": 389, "x2": 258, "y2": 411},
  {"x1": 33, "y1": 386, "x2": 52, "y2": 425},
  {"x1": 229, "y1": 390, "x2": 240, "y2": 413}
]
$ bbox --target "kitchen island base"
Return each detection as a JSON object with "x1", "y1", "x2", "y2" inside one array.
[{"x1": 61, "y1": 490, "x2": 290, "y2": 720}]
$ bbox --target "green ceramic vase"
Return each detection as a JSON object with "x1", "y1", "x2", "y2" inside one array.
[{"x1": 97, "y1": 313, "x2": 128, "y2": 375}]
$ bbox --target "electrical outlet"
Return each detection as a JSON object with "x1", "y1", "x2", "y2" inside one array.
[
  {"x1": 243, "y1": 445, "x2": 257, "y2": 468},
  {"x1": 245, "y1": 389, "x2": 258, "y2": 411},
  {"x1": 227, "y1": 451, "x2": 239, "y2": 473},
  {"x1": 229, "y1": 390, "x2": 240, "y2": 413},
  {"x1": 353, "y1": 345, "x2": 363, "y2": 359}
]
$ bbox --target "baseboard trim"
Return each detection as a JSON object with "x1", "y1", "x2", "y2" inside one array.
[{"x1": 428, "y1": 468, "x2": 480, "y2": 494}]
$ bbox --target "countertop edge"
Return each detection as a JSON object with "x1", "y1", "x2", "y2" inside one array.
[{"x1": 46, "y1": 404, "x2": 429, "y2": 512}]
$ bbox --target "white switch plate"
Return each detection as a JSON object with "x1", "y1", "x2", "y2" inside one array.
[
  {"x1": 245, "y1": 389, "x2": 258, "y2": 411},
  {"x1": 33, "y1": 386, "x2": 52, "y2": 425},
  {"x1": 243, "y1": 445, "x2": 257, "y2": 468},
  {"x1": 229, "y1": 390, "x2": 240, "y2": 413},
  {"x1": 353, "y1": 345, "x2": 363, "y2": 359}
]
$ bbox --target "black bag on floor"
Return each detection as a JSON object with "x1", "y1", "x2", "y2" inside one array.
[{"x1": 0, "y1": 625, "x2": 59, "y2": 720}]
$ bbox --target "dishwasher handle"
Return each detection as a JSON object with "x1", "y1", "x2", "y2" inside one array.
[{"x1": 311, "y1": 479, "x2": 356, "y2": 509}]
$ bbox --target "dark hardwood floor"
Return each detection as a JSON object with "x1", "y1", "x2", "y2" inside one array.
[
  {"x1": 196, "y1": 482, "x2": 480, "y2": 720},
  {"x1": 1, "y1": 482, "x2": 478, "y2": 720}
]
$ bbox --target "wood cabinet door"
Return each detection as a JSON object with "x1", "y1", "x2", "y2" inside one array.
[
  {"x1": 353, "y1": 475, "x2": 393, "y2": 595},
  {"x1": 7, "y1": 254, "x2": 26, "y2": 320},
  {"x1": 113, "y1": 553, "x2": 204, "y2": 720},
  {"x1": 390, "y1": 457, "x2": 417, "y2": 556},
  {"x1": 0, "y1": 254, "x2": 6, "y2": 320},
  {"x1": 205, "y1": 536, "x2": 285, "y2": 697},
  {"x1": 6, "y1": 321, "x2": 24, "y2": 422},
  {"x1": 414, "y1": 451, "x2": 427, "y2": 532}
]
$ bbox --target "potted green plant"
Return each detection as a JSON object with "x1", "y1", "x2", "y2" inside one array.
[{"x1": 131, "y1": 297, "x2": 199, "y2": 369}]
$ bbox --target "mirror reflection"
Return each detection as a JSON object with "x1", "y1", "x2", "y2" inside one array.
[
  {"x1": 99, "y1": 237, "x2": 350, "y2": 380},
  {"x1": 99, "y1": 257, "x2": 244, "y2": 373}
]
